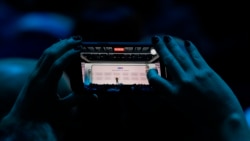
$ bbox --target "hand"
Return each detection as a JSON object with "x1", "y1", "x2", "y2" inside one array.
[
  {"x1": 4, "y1": 36, "x2": 84, "y2": 121},
  {"x1": 147, "y1": 35, "x2": 250, "y2": 140}
]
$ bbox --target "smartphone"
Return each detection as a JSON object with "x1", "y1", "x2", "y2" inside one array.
[{"x1": 70, "y1": 42, "x2": 167, "y2": 93}]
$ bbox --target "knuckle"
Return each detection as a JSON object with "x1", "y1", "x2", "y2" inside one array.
[
  {"x1": 203, "y1": 69, "x2": 214, "y2": 78},
  {"x1": 181, "y1": 76, "x2": 192, "y2": 84},
  {"x1": 52, "y1": 60, "x2": 62, "y2": 70},
  {"x1": 194, "y1": 73, "x2": 205, "y2": 81},
  {"x1": 43, "y1": 48, "x2": 58, "y2": 58},
  {"x1": 195, "y1": 69, "x2": 214, "y2": 81},
  {"x1": 177, "y1": 54, "x2": 186, "y2": 62}
]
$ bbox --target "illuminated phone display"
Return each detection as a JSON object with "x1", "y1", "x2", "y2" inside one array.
[
  {"x1": 78, "y1": 42, "x2": 166, "y2": 86},
  {"x1": 81, "y1": 63, "x2": 161, "y2": 85}
]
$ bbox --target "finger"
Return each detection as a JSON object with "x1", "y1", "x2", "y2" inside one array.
[
  {"x1": 36, "y1": 36, "x2": 82, "y2": 73},
  {"x1": 47, "y1": 49, "x2": 80, "y2": 87},
  {"x1": 163, "y1": 35, "x2": 195, "y2": 71},
  {"x1": 151, "y1": 36, "x2": 185, "y2": 80},
  {"x1": 184, "y1": 40, "x2": 209, "y2": 69},
  {"x1": 58, "y1": 93, "x2": 77, "y2": 107},
  {"x1": 147, "y1": 69, "x2": 175, "y2": 94}
]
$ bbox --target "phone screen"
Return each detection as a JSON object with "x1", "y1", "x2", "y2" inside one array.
[
  {"x1": 81, "y1": 62, "x2": 161, "y2": 85},
  {"x1": 78, "y1": 42, "x2": 166, "y2": 86}
]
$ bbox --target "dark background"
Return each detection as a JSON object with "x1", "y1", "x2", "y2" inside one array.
[{"x1": 0, "y1": 0, "x2": 249, "y2": 108}]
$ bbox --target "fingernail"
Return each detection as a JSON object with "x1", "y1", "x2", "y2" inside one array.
[
  {"x1": 163, "y1": 35, "x2": 170, "y2": 43},
  {"x1": 184, "y1": 40, "x2": 190, "y2": 47},
  {"x1": 151, "y1": 36, "x2": 159, "y2": 44},
  {"x1": 73, "y1": 35, "x2": 82, "y2": 41}
]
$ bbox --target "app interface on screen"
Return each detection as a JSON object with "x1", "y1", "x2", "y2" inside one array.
[{"x1": 81, "y1": 63, "x2": 161, "y2": 85}]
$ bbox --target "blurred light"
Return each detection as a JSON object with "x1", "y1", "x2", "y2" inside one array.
[
  {"x1": 150, "y1": 48, "x2": 157, "y2": 55},
  {"x1": 245, "y1": 107, "x2": 250, "y2": 127},
  {"x1": 14, "y1": 12, "x2": 75, "y2": 38}
]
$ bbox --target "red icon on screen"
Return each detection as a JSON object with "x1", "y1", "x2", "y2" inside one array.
[{"x1": 114, "y1": 47, "x2": 124, "y2": 52}]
